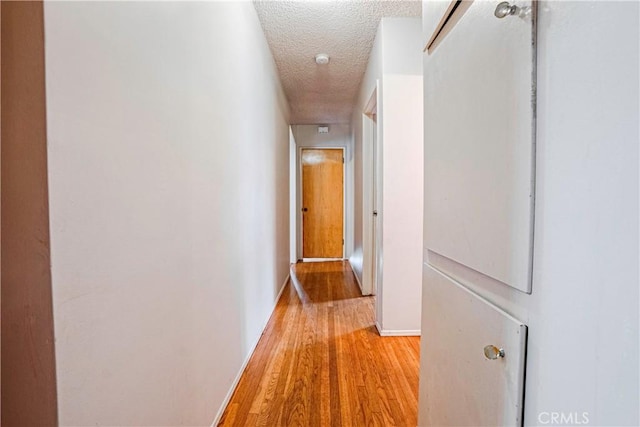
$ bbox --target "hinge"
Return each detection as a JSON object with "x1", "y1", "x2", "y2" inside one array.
[
  {"x1": 342, "y1": 157, "x2": 344, "y2": 164},
  {"x1": 342, "y1": 238, "x2": 344, "y2": 245}
]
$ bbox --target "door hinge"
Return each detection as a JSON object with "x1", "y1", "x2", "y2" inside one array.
[
  {"x1": 342, "y1": 157, "x2": 344, "y2": 164},
  {"x1": 342, "y1": 238, "x2": 344, "y2": 245}
]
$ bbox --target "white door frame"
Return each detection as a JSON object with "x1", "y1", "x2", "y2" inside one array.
[
  {"x1": 362, "y1": 83, "x2": 381, "y2": 301},
  {"x1": 289, "y1": 127, "x2": 298, "y2": 264}
]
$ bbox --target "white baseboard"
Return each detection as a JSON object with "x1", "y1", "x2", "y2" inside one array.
[
  {"x1": 210, "y1": 273, "x2": 290, "y2": 426},
  {"x1": 375, "y1": 321, "x2": 421, "y2": 337},
  {"x1": 375, "y1": 321, "x2": 383, "y2": 335},
  {"x1": 379, "y1": 329, "x2": 421, "y2": 337}
]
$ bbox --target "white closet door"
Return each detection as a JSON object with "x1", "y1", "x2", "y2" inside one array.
[{"x1": 424, "y1": 0, "x2": 536, "y2": 293}]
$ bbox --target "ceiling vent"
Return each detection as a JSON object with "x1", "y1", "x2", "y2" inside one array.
[{"x1": 317, "y1": 126, "x2": 329, "y2": 134}]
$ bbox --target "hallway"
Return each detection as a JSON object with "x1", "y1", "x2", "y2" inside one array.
[
  {"x1": 2, "y1": 1, "x2": 638, "y2": 425},
  {"x1": 219, "y1": 261, "x2": 420, "y2": 426}
]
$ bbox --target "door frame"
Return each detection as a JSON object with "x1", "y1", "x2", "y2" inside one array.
[
  {"x1": 362, "y1": 84, "x2": 381, "y2": 297},
  {"x1": 298, "y1": 146, "x2": 346, "y2": 261}
]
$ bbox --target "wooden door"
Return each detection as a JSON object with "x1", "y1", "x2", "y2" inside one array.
[{"x1": 302, "y1": 148, "x2": 344, "y2": 258}]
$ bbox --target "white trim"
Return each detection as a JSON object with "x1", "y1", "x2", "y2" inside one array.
[
  {"x1": 373, "y1": 81, "x2": 382, "y2": 324},
  {"x1": 374, "y1": 320, "x2": 420, "y2": 337},
  {"x1": 362, "y1": 83, "x2": 381, "y2": 301},
  {"x1": 289, "y1": 127, "x2": 298, "y2": 264},
  {"x1": 210, "y1": 273, "x2": 291, "y2": 426},
  {"x1": 378, "y1": 329, "x2": 421, "y2": 337},
  {"x1": 349, "y1": 260, "x2": 364, "y2": 294}
]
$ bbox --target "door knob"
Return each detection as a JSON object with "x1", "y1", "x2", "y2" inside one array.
[
  {"x1": 302, "y1": 207, "x2": 308, "y2": 212},
  {"x1": 483, "y1": 345, "x2": 505, "y2": 360},
  {"x1": 373, "y1": 210, "x2": 378, "y2": 216},
  {"x1": 494, "y1": 1, "x2": 519, "y2": 18}
]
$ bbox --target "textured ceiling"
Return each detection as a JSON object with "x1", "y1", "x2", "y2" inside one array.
[{"x1": 253, "y1": 1, "x2": 421, "y2": 124}]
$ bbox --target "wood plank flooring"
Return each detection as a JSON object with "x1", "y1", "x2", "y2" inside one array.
[{"x1": 218, "y1": 261, "x2": 420, "y2": 426}]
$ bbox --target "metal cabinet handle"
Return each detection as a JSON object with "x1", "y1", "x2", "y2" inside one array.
[
  {"x1": 373, "y1": 210, "x2": 378, "y2": 216},
  {"x1": 484, "y1": 345, "x2": 505, "y2": 360},
  {"x1": 494, "y1": 1, "x2": 520, "y2": 18}
]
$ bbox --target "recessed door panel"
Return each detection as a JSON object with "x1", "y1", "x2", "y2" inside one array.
[
  {"x1": 302, "y1": 149, "x2": 344, "y2": 258},
  {"x1": 419, "y1": 265, "x2": 527, "y2": 426},
  {"x1": 424, "y1": 0, "x2": 536, "y2": 293}
]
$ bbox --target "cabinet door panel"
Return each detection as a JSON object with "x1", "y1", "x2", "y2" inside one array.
[
  {"x1": 424, "y1": 0, "x2": 536, "y2": 293},
  {"x1": 419, "y1": 265, "x2": 527, "y2": 426}
]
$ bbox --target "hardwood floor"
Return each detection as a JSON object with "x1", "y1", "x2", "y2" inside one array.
[{"x1": 218, "y1": 261, "x2": 420, "y2": 426}]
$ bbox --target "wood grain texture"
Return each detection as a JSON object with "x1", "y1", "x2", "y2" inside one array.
[
  {"x1": 1, "y1": 2, "x2": 59, "y2": 425},
  {"x1": 219, "y1": 261, "x2": 420, "y2": 426},
  {"x1": 302, "y1": 149, "x2": 344, "y2": 258}
]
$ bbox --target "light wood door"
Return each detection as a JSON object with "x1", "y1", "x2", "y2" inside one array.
[{"x1": 302, "y1": 149, "x2": 344, "y2": 258}]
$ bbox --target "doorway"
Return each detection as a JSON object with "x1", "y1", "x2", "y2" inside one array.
[
  {"x1": 370, "y1": 111, "x2": 378, "y2": 300},
  {"x1": 362, "y1": 86, "x2": 380, "y2": 303},
  {"x1": 301, "y1": 148, "x2": 345, "y2": 259}
]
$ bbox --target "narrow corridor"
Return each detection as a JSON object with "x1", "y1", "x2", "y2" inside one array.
[{"x1": 219, "y1": 261, "x2": 420, "y2": 426}]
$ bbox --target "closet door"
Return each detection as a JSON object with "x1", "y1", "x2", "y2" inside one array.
[
  {"x1": 421, "y1": 265, "x2": 528, "y2": 426},
  {"x1": 424, "y1": 0, "x2": 536, "y2": 293}
]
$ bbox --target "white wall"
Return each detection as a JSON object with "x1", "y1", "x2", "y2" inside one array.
[
  {"x1": 351, "y1": 24, "x2": 383, "y2": 290},
  {"x1": 352, "y1": 18, "x2": 424, "y2": 334},
  {"x1": 43, "y1": 2, "x2": 290, "y2": 425},
  {"x1": 419, "y1": 1, "x2": 639, "y2": 425},
  {"x1": 379, "y1": 74, "x2": 423, "y2": 333},
  {"x1": 291, "y1": 124, "x2": 354, "y2": 262}
]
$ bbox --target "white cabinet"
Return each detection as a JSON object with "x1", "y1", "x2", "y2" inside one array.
[
  {"x1": 420, "y1": 1, "x2": 536, "y2": 425},
  {"x1": 424, "y1": 0, "x2": 536, "y2": 294},
  {"x1": 420, "y1": 265, "x2": 527, "y2": 426},
  {"x1": 421, "y1": 2, "x2": 639, "y2": 426}
]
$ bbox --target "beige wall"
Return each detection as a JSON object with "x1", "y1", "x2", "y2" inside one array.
[{"x1": 1, "y1": 2, "x2": 58, "y2": 425}]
